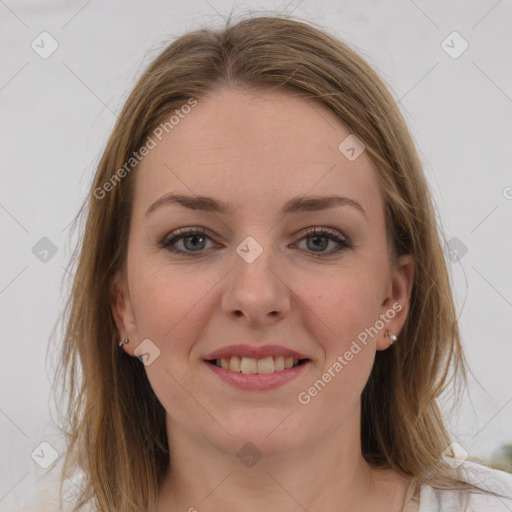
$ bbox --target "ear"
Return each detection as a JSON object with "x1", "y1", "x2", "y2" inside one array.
[
  {"x1": 376, "y1": 254, "x2": 415, "y2": 351},
  {"x1": 109, "y1": 269, "x2": 138, "y2": 355}
]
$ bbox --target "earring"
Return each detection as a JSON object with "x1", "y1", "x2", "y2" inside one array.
[
  {"x1": 119, "y1": 337, "x2": 129, "y2": 347},
  {"x1": 385, "y1": 329, "x2": 398, "y2": 343}
]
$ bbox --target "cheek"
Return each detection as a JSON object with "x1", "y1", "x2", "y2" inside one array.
[
  {"x1": 300, "y1": 273, "x2": 382, "y2": 403},
  {"x1": 302, "y1": 279, "x2": 378, "y2": 409},
  {"x1": 130, "y1": 262, "x2": 214, "y2": 349},
  {"x1": 305, "y1": 272, "x2": 381, "y2": 346}
]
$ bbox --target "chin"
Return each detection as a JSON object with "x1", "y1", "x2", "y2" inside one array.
[{"x1": 210, "y1": 412, "x2": 312, "y2": 459}]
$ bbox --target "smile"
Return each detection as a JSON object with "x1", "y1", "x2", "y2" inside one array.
[
  {"x1": 205, "y1": 357, "x2": 311, "y2": 391},
  {"x1": 209, "y1": 355, "x2": 307, "y2": 374}
]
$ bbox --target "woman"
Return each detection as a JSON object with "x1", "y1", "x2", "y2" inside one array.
[{"x1": 37, "y1": 14, "x2": 511, "y2": 512}]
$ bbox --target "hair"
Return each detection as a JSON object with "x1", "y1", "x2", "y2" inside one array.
[{"x1": 48, "y1": 12, "x2": 506, "y2": 512}]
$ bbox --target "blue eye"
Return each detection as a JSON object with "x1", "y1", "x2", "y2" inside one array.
[
  {"x1": 292, "y1": 226, "x2": 352, "y2": 258},
  {"x1": 159, "y1": 226, "x2": 352, "y2": 258},
  {"x1": 160, "y1": 227, "x2": 214, "y2": 256}
]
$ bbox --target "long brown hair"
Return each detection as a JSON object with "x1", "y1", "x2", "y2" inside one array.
[{"x1": 49, "y1": 13, "x2": 502, "y2": 511}]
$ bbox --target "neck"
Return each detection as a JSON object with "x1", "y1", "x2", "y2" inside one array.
[{"x1": 157, "y1": 413, "x2": 403, "y2": 512}]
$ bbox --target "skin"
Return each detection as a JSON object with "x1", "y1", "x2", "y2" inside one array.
[{"x1": 110, "y1": 87, "x2": 415, "y2": 512}]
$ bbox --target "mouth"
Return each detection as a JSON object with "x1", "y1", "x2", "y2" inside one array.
[{"x1": 205, "y1": 356, "x2": 310, "y2": 374}]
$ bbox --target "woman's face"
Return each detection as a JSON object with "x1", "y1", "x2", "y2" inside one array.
[{"x1": 111, "y1": 87, "x2": 414, "y2": 457}]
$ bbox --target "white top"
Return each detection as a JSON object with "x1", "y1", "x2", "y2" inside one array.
[
  {"x1": 403, "y1": 459, "x2": 512, "y2": 511},
  {"x1": 12, "y1": 458, "x2": 512, "y2": 511}
]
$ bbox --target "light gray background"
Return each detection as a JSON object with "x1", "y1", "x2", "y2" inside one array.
[{"x1": 1, "y1": 0, "x2": 511, "y2": 508}]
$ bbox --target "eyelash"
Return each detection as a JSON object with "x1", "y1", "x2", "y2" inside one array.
[{"x1": 158, "y1": 226, "x2": 353, "y2": 259}]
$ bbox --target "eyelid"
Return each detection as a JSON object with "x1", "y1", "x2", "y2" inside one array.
[{"x1": 293, "y1": 225, "x2": 347, "y2": 241}]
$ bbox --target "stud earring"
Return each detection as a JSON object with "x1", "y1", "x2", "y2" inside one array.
[
  {"x1": 119, "y1": 337, "x2": 129, "y2": 347},
  {"x1": 385, "y1": 329, "x2": 398, "y2": 343}
]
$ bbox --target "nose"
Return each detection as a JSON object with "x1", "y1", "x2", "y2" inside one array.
[{"x1": 221, "y1": 242, "x2": 291, "y2": 327}]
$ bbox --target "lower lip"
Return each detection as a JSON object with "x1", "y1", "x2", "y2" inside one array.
[{"x1": 204, "y1": 360, "x2": 311, "y2": 390}]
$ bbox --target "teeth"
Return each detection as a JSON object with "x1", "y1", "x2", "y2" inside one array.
[
  {"x1": 215, "y1": 356, "x2": 301, "y2": 374},
  {"x1": 274, "y1": 356, "x2": 285, "y2": 371},
  {"x1": 257, "y1": 356, "x2": 274, "y2": 374},
  {"x1": 240, "y1": 357, "x2": 257, "y2": 374},
  {"x1": 230, "y1": 355, "x2": 241, "y2": 372}
]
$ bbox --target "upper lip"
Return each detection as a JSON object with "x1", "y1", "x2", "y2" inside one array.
[{"x1": 204, "y1": 344, "x2": 309, "y2": 361}]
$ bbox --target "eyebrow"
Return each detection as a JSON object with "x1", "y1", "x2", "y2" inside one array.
[{"x1": 145, "y1": 193, "x2": 368, "y2": 220}]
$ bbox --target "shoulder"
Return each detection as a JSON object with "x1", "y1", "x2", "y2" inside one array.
[{"x1": 418, "y1": 459, "x2": 512, "y2": 512}]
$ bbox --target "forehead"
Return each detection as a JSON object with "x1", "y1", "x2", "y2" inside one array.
[{"x1": 133, "y1": 87, "x2": 384, "y2": 223}]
